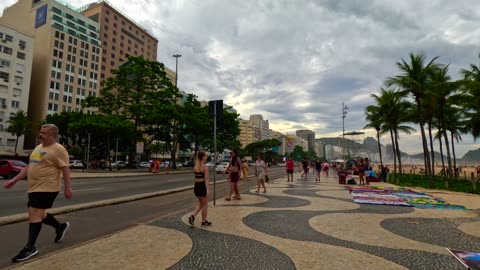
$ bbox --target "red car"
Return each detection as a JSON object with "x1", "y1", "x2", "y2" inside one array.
[{"x1": 0, "y1": 159, "x2": 27, "y2": 179}]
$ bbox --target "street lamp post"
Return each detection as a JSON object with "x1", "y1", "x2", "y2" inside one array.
[
  {"x1": 342, "y1": 103, "x2": 349, "y2": 167},
  {"x1": 172, "y1": 54, "x2": 181, "y2": 87}
]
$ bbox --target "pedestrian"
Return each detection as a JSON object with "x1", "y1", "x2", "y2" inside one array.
[
  {"x1": 323, "y1": 161, "x2": 329, "y2": 177},
  {"x1": 241, "y1": 159, "x2": 249, "y2": 181},
  {"x1": 3, "y1": 124, "x2": 72, "y2": 263},
  {"x1": 358, "y1": 159, "x2": 365, "y2": 185},
  {"x1": 188, "y1": 150, "x2": 212, "y2": 226},
  {"x1": 315, "y1": 159, "x2": 322, "y2": 182},
  {"x1": 254, "y1": 153, "x2": 268, "y2": 193},
  {"x1": 225, "y1": 149, "x2": 242, "y2": 200},
  {"x1": 164, "y1": 160, "x2": 170, "y2": 175},
  {"x1": 286, "y1": 157, "x2": 295, "y2": 182},
  {"x1": 155, "y1": 159, "x2": 160, "y2": 174},
  {"x1": 301, "y1": 159, "x2": 309, "y2": 180}
]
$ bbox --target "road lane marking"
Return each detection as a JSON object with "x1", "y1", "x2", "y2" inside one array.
[{"x1": 61, "y1": 187, "x2": 105, "y2": 193}]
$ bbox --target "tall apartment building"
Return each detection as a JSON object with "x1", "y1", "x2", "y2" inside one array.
[
  {"x1": 0, "y1": 0, "x2": 102, "y2": 148},
  {"x1": 78, "y1": 0, "x2": 158, "y2": 84},
  {"x1": 249, "y1": 114, "x2": 270, "y2": 141},
  {"x1": 0, "y1": 23, "x2": 33, "y2": 154},
  {"x1": 239, "y1": 118, "x2": 259, "y2": 147},
  {"x1": 296, "y1": 129, "x2": 315, "y2": 151}
]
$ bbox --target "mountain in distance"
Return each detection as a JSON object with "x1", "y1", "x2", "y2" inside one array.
[
  {"x1": 316, "y1": 137, "x2": 480, "y2": 162},
  {"x1": 460, "y1": 148, "x2": 480, "y2": 162}
]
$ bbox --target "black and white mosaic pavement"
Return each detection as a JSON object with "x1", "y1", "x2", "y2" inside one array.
[{"x1": 150, "y1": 177, "x2": 480, "y2": 270}]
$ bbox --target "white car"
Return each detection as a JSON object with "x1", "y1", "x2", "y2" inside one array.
[
  {"x1": 206, "y1": 162, "x2": 215, "y2": 167},
  {"x1": 215, "y1": 162, "x2": 230, "y2": 173},
  {"x1": 139, "y1": 161, "x2": 150, "y2": 168},
  {"x1": 69, "y1": 160, "x2": 84, "y2": 169}
]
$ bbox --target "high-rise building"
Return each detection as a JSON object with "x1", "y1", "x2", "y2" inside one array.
[
  {"x1": 239, "y1": 118, "x2": 259, "y2": 147},
  {"x1": 249, "y1": 114, "x2": 270, "y2": 140},
  {"x1": 78, "y1": 0, "x2": 158, "y2": 85},
  {"x1": 296, "y1": 129, "x2": 315, "y2": 151},
  {"x1": 0, "y1": 23, "x2": 33, "y2": 154},
  {"x1": 0, "y1": 0, "x2": 103, "y2": 148}
]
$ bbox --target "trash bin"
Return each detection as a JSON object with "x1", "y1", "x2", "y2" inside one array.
[{"x1": 338, "y1": 171, "x2": 346, "y2": 185}]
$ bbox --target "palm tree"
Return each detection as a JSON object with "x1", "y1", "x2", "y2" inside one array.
[
  {"x1": 364, "y1": 105, "x2": 384, "y2": 165},
  {"x1": 370, "y1": 88, "x2": 414, "y2": 174},
  {"x1": 460, "y1": 54, "x2": 480, "y2": 140},
  {"x1": 6, "y1": 110, "x2": 30, "y2": 154},
  {"x1": 385, "y1": 53, "x2": 440, "y2": 187}
]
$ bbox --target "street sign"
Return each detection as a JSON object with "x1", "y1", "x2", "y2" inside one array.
[{"x1": 136, "y1": 142, "x2": 144, "y2": 154}]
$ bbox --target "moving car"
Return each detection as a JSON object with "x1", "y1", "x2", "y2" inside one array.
[
  {"x1": 215, "y1": 162, "x2": 230, "y2": 173},
  {"x1": 0, "y1": 159, "x2": 27, "y2": 179}
]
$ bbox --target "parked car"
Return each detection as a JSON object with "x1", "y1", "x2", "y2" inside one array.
[
  {"x1": 175, "y1": 162, "x2": 183, "y2": 168},
  {"x1": 139, "y1": 161, "x2": 150, "y2": 168},
  {"x1": 215, "y1": 162, "x2": 230, "y2": 174},
  {"x1": 206, "y1": 162, "x2": 215, "y2": 167},
  {"x1": 111, "y1": 161, "x2": 126, "y2": 169},
  {"x1": 183, "y1": 160, "x2": 194, "y2": 167},
  {"x1": 0, "y1": 159, "x2": 27, "y2": 179},
  {"x1": 69, "y1": 160, "x2": 85, "y2": 169}
]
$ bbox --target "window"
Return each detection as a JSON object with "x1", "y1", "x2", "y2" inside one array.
[
  {"x1": 0, "y1": 46, "x2": 13, "y2": 55},
  {"x1": 15, "y1": 64, "x2": 24, "y2": 73},
  {"x1": 14, "y1": 76, "x2": 23, "y2": 85},
  {"x1": 11, "y1": 100, "x2": 19, "y2": 108},
  {"x1": 0, "y1": 58, "x2": 10, "y2": 68},
  {"x1": 0, "y1": 71, "x2": 9, "y2": 82},
  {"x1": 19, "y1": 40, "x2": 26, "y2": 50}
]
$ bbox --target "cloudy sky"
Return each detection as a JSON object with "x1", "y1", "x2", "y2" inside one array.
[{"x1": 2, "y1": 0, "x2": 480, "y2": 157}]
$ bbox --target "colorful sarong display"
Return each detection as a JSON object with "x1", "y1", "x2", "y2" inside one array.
[{"x1": 347, "y1": 186, "x2": 467, "y2": 209}]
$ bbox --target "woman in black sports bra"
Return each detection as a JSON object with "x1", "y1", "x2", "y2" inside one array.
[{"x1": 188, "y1": 151, "x2": 212, "y2": 226}]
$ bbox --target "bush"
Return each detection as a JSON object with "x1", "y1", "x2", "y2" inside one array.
[{"x1": 389, "y1": 173, "x2": 479, "y2": 194}]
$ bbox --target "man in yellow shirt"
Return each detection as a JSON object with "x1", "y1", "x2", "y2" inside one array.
[{"x1": 3, "y1": 124, "x2": 73, "y2": 262}]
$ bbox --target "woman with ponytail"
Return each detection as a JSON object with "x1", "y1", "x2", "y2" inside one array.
[{"x1": 188, "y1": 150, "x2": 212, "y2": 226}]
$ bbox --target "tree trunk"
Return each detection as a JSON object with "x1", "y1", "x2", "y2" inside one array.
[
  {"x1": 438, "y1": 133, "x2": 445, "y2": 175},
  {"x1": 14, "y1": 136, "x2": 19, "y2": 154},
  {"x1": 394, "y1": 129, "x2": 402, "y2": 174},
  {"x1": 416, "y1": 100, "x2": 432, "y2": 186},
  {"x1": 376, "y1": 129, "x2": 383, "y2": 165},
  {"x1": 389, "y1": 129, "x2": 397, "y2": 174},
  {"x1": 451, "y1": 131, "x2": 457, "y2": 178},
  {"x1": 442, "y1": 128, "x2": 453, "y2": 183},
  {"x1": 428, "y1": 122, "x2": 435, "y2": 177}
]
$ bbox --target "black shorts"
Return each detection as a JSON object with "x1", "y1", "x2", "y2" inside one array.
[
  {"x1": 287, "y1": 169, "x2": 294, "y2": 174},
  {"x1": 194, "y1": 181, "x2": 207, "y2": 197},
  {"x1": 27, "y1": 192, "x2": 59, "y2": 209},
  {"x1": 230, "y1": 172, "x2": 239, "y2": 183}
]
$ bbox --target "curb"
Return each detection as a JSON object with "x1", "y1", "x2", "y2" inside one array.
[{"x1": 0, "y1": 179, "x2": 229, "y2": 226}]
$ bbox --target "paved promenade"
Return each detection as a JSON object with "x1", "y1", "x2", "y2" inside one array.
[{"x1": 5, "y1": 172, "x2": 480, "y2": 270}]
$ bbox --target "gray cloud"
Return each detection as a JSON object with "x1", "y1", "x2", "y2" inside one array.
[{"x1": 2, "y1": 0, "x2": 479, "y2": 155}]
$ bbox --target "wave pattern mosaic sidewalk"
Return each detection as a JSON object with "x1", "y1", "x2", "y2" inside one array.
[{"x1": 11, "y1": 175, "x2": 480, "y2": 270}]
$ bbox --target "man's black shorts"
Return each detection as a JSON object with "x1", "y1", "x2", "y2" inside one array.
[
  {"x1": 287, "y1": 169, "x2": 294, "y2": 174},
  {"x1": 27, "y1": 192, "x2": 59, "y2": 209}
]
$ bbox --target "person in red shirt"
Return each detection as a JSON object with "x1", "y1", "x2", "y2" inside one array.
[{"x1": 286, "y1": 157, "x2": 295, "y2": 182}]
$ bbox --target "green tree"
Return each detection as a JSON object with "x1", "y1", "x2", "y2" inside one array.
[
  {"x1": 6, "y1": 110, "x2": 30, "y2": 153},
  {"x1": 84, "y1": 56, "x2": 177, "y2": 162}
]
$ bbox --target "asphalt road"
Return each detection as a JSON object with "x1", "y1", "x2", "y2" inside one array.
[
  {"x1": 0, "y1": 168, "x2": 233, "y2": 217},
  {"x1": 0, "y1": 167, "x2": 286, "y2": 269}
]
